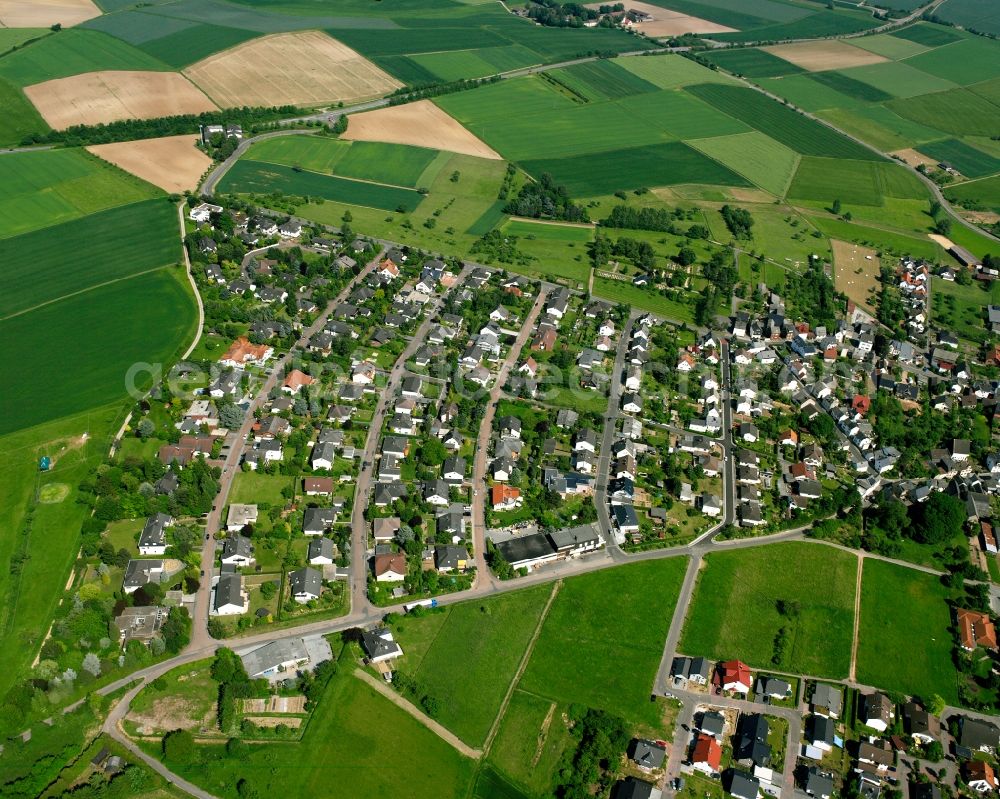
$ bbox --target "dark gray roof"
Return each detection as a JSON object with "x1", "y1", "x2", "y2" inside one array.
[
  {"x1": 139, "y1": 513, "x2": 171, "y2": 549},
  {"x1": 289, "y1": 567, "x2": 322, "y2": 597},
  {"x1": 214, "y1": 573, "x2": 243, "y2": 610},
  {"x1": 308, "y1": 537, "x2": 335, "y2": 561},
  {"x1": 221, "y1": 535, "x2": 253, "y2": 561},
  {"x1": 628, "y1": 739, "x2": 666, "y2": 769}
]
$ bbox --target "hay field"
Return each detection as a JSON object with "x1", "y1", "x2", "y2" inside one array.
[
  {"x1": 832, "y1": 238, "x2": 880, "y2": 312},
  {"x1": 25, "y1": 70, "x2": 217, "y2": 128},
  {"x1": 87, "y1": 134, "x2": 211, "y2": 193},
  {"x1": 890, "y1": 147, "x2": 936, "y2": 169},
  {"x1": 345, "y1": 99, "x2": 501, "y2": 160},
  {"x1": 763, "y1": 40, "x2": 887, "y2": 71},
  {"x1": 0, "y1": 0, "x2": 99, "y2": 28},
  {"x1": 584, "y1": 1, "x2": 736, "y2": 35},
  {"x1": 184, "y1": 31, "x2": 401, "y2": 108}
]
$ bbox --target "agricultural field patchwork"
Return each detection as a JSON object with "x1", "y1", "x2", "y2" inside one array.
[
  {"x1": 679, "y1": 543, "x2": 857, "y2": 678},
  {"x1": 701, "y1": 47, "x2": 804, "y2": 78},
  {"x1": 919, "y1": 138, "x2": 1000, "y2": 179},
  {"x1": 0, "y1": 198, "x2": 179, "y2": 318},
  {"x1": 219, "y1": 160, "x2": 425, "y2": 212},
  {"x1": 688, "y1": 131, "x2": 799, "y2": 197},
  {"x1": 0, "y1": 147, "x2": 160, "y2": 238},
  {"x1": 933, "y1": 0, "x2": 1000, "y2": 36}
]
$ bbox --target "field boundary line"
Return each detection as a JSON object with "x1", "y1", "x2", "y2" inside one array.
[
  {"x1": 849, "y1": 553, "x2": 863, "y2": 682},
  {"x1": 352, "y1": 668, "x2": 483, "y2": 759},
  {"x1": 0, "y1": 264, "x2": 173, "y2": 322},
  {"x1": 178, "y1": 200, "x2": 205, "y2": 361},
  {"x1": 482, "y1": 579, "x2": 562, "y2": 756}
]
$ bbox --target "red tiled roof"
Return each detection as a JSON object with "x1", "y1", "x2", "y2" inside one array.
[{"x1": 692, "y1": 734, "x2": 721, "y2": 771}]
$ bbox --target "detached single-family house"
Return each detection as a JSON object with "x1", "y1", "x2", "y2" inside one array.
[
  {"x1": 220, "y1": 535, "x2": 254, "y2": 567},
  {"x1": 138, "y1": 513, "x2": 172, "y2": 556},
  {"x1": 288, "y1": 567, "x2": 322, "y2": 603},
  {"x1": 373, "y1": 552, "x2": 406, "y2": 582},
  {"x1": 214, "y1": 573, "x2": 248, "y2": 615}
]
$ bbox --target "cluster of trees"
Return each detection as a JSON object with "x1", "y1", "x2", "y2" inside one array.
[
  {"x1": 22, "y1": 106, "x2": 301, "y2": 147},
  {"x1": 694, "y1": 250, "x2": 738, "y2": 325},
  {"x1": 387, "y1": 74, "x2": 501, "y2": 105},
  {"x1": 471, "y1": 229, "x2": 533, "y2": 266},
  {"x1": 720, "y1": 204, "x2": 754, "y2": 239},
  {"x1": 600, "y1": 204, "x2": 705, "y2": 235},
  {"x1": 502, "y1": 173, "x2": 589, "y2": 222},
  {"x1": 524, "y1": 0, "x2": 623, "y2": 27},
  {"x1": 555, "y1": 706, "x2": 629, "y2": 799},
  {"x1": 211, "y1": 648, "x2": 267, "y2": 734},
  {"x1": 390, "y1": 669, "x2": 442, "y2": 718},
  {"x1": 591, "y1": 235, "x2": 655, "y2": 270},
  {"x1": 785, "y1": 259, "x2": 842, "y2": 330}
]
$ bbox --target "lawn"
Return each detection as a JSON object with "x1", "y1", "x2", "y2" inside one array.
[
  {"x1": 0, "y1": 198, "x2": 179, "y2": 319},
  {"x1": 593, "y1": 276, "x2": 696, "y2": 324},
  {"x1": 228, "y1": 472, "x2": 295, "y2": 506},
  {"x1": 389, "y1": 583, "x2": 552, "y2": 746},
  {"x1": 0, "y1": 148, "x2": 161, "y2": 239},
  {"x1": 932, "y1": 276, "x2": 1000, "y2": 344},
  {"x1": 689, "y1": 131, "x2": 799, "y2": 197},
  {"x1": 0, "y1": 268, "x2": 197, "y2": 435},
  {"x1": 221, "y1": 160, "x2": 425, "y2": 212},
  {"x1": 678, "y1": 542, "x2": 857, "y2": 678},
  {"x1": 685, "y1": 83, "x2": 881, "y2": 160},
  {"x1": 518, "y1": 557, "x2": 689, "y2": 726},
  {"x1": 158, "y1": 669, "x2": 477, "y2": 798},
  {"x1": 855, "y1": 559, "x2": 958, "y2": 703},
  {"x1": 486, "y1": 690, "x2": 573, "y2": 797},
  {"x1": 0, "y1": 29, "x2": 169, "y2": 87}
]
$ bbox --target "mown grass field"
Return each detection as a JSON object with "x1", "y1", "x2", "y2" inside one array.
[
  {"x1": 228, "y1": 472, "x2": 295, "y2": 506},
  {"x1": 0, "y1": 29, "x2": 168, "y2": 87},
  {"x1": 220, "y1": 160, "x2": 424, "y2": 212},
  {"x1": 855, "y1": 559, "x2": 958, "y2": 702},
  {"x1": 0, "y1": 76, "x2": 48, "y2": 146},
  {"x1": 617, "y1": 53, "x2": 738, "y2": 90},
  {"x1": 685, "y1": 83, "x2": 881, "y2": 160},
  {"x1": 689, "y1": 131, "x2": 800, "y2": 197},
  {"x1": 247, "y1": 136, "x2": 440, "y2": 188},
  {"x1": 518, "y1": 557, "x2": 688, "y2": 726},
  {"x1": 391, "y1": 584, "x2": 552, "y2": 747},
  {"x1": 786, "y1": 157, "x2": 886, "y2": 207},
  {"x1": 887, "y1": 88, "x2": 1000, "y2": 137},
  {"x1": 0, "y1": 149, "x2": 161, "y2": 239},
  {"x1": 839, "y1": 61, "x2": 957, "y2": 99},
  {"x1": 486, "y1": 690, "x2": 574, "y2": 797},
  {"x1": 679, "y1": 543, "x2": 857, "y2": 678},
  {"x1": 904, "y1": 37, "x2": 1000, "y2": 86},
  {"x1": 0, "y1": 199, "x2": 179, "y2": 319},
  {"x1": 0, "y1": 267, "x2": 196, "y2": 434},
  {"x1": 158, "y1": 669, "x2": 477, "y2": 799}
]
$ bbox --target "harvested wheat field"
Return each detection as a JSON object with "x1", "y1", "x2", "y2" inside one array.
[
  {"x1": 87, "y1": 135, "x2": 211, "y2": 193},
  {"x1": 184, "y1": 31, "x2": 400, "y2": 109},
  {"x1": 832, "y1": 238, "x2": 881, "y2": 313},
  {"x1": 764, "y1": 40, "x2": 887, "y2": 72},
  {"x1": 344, "y1": 99, "x2": 501, "y2": 160},
  {"x1": 928, "y1": 233, "x2": 956, "y2": 250},
  {"x1": 0, "y1": 0, "x2": 99, "y2": 27},
  {"x1": 585, "y1": 1, "x2": 735, "y2": 35},
  {"x1": 25, "y1": 70, "x2": 217, "y2": 129},
  {"x1": 891, "y1": 148, "x2": 936, "y2": 169}
]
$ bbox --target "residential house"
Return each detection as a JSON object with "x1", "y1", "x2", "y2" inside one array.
[
  {"x1": 138, "y1": 513, "x2": 172, "y2": 556},
  {"x1": 214, "y1": 573, "x2": 248, "y2": 615},
  {"x1": 288, "y1": 567, "x2": 322, "y2": 603},
  {"x1": 220, "y1": 535, "x2": 254, "y2": 567},
  {"x1": 373, "y1": 553, "x2": 406, "y2": 582},
  {"x1": 859, "y1": 692, "x2": 893, "y2": 732},
  {"x1": 692, "y1": 734, "x2": 722, "y2": 776}
]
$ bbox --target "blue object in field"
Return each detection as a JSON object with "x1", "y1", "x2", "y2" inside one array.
[
  {"x1": 39, "y1": 456, "x2": 51, "y2": 471},
  {"x1": 431, "y1": 599, "x2": 438, "y2": 608}
]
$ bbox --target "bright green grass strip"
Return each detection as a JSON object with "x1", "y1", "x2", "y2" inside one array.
[
  {"x1": 245, "y1": 136, "x2": 352, "y2": 173},
  {"x1": 334, "y1": 141, "x2": 439, "y2": 188},
  {"x1": 758, "y1": 74, "x2": 862, "y2": 113},
  {"x1": 787, "y1": 156, "x2": 884, "y2": 207},
  {"x1": 616, "y1": 88, "x2": 751, "y2": 140},
  {"x1": 0, "y1": 76, "x2": 48, "y2": 146},
  {"x1": 848, "y1": 32, "x2": 928, "y2": 60},
  {"x1": 616, "y1": 53, "x2": 737, "y2": 89},
  {"x1": 837, "y1": 60, "x2": 958, "y2": 99}
]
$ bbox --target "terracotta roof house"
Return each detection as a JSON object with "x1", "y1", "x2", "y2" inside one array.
[
  {"x1": 373, "y1": 552, "x2": 406, "y2": 582},
  {"x1": 715, "y1": 660, "x2": 752, "y2": 694},
  {"x1": 691, "y1": 733, "x2": 722, "y2": 775},
  {"x1": 282, "y1": 369, "x2": 315, "y2": 394},
  {"x1": 964, "y1": 760, "x2": 997, "y2": 792},
  {"x1": 957, "y1": 608, "x2": 998, "y2": 651},
  {"x1": 219, "y1": 336, "x2": 272, "y2": 368},
  {"x1": 492, "y1": 484, "x2": 522, "y2": 511}
]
